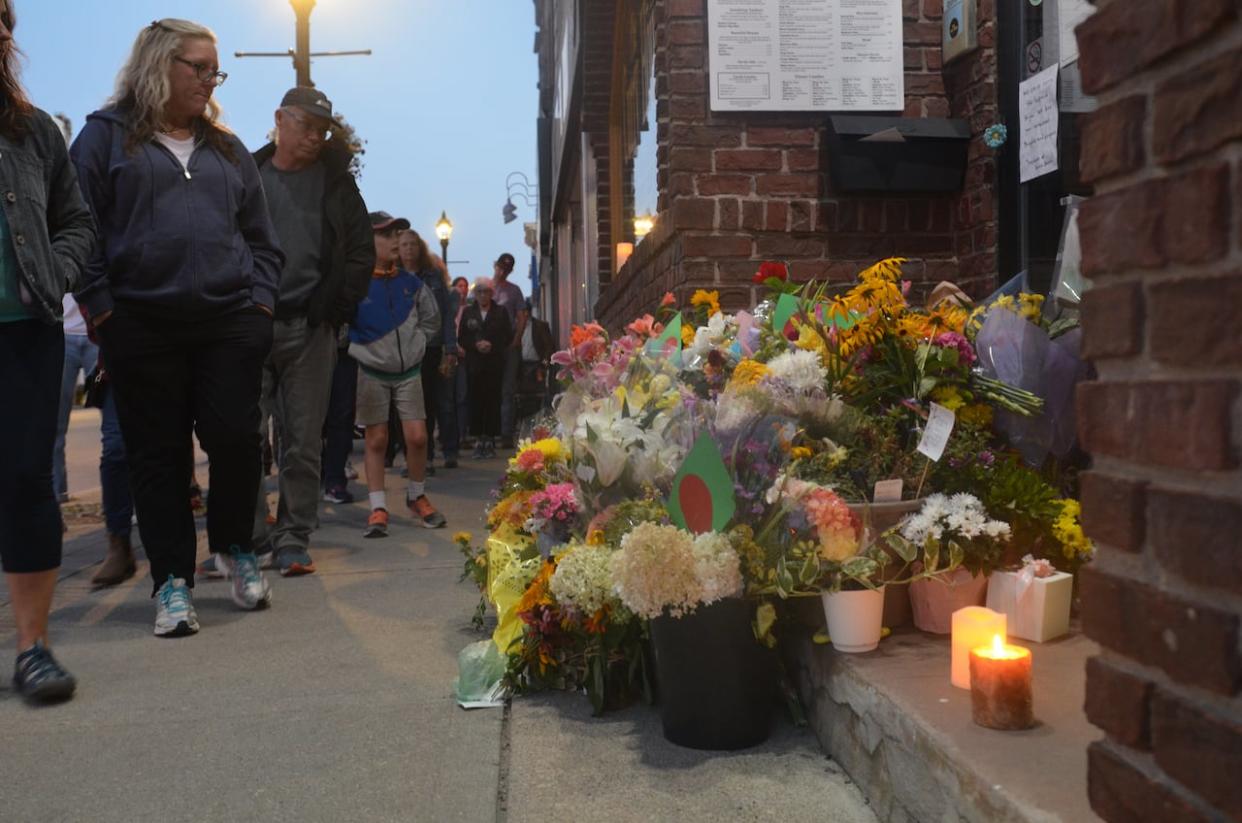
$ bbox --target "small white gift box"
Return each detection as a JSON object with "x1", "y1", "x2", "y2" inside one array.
[{"x1": 985, "y1": 568, "x2": 1073, "y2": 643}]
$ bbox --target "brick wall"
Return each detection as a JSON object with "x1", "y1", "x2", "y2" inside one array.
[
  {"x1": 596, "y1": 0, "x2": 1001, "y2": 330},
  {"x1": 1074, "y1": 1, "x2": 1242, "y2": 820}
]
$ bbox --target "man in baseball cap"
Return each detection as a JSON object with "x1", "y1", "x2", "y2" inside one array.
[
  {"x1": 369, "y1": 211, "x2": 411, "y2": 233},
  {"x1": 206, "y1": 87, "x2": 374, "y2": 581}
]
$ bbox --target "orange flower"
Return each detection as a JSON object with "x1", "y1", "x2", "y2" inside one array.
[
  {"x1": 570, "y1": 322, "x2": 606, "y2": 348},
  {"x1": 660, "y1": 291, "x2": 676, "y2": 308}
]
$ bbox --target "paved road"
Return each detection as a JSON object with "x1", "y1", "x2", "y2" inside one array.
[{"x1": 1, "y1": 421, "x2": 876, "y2": 823}]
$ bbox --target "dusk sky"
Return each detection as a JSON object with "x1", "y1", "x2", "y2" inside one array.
[{"x1": 18, "y1": 0, "x2": 540, "y2": 293}]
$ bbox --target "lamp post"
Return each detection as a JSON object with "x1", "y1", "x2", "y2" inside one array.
[
  {"x1": 435, "y1": 211, "x2": 454, "y2": 271},
  {"x1": 290, "y1": 0, "x2": 315, "y2": 87}
]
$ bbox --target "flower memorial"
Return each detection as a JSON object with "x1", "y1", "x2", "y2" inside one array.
[{"x1": 456, "y1": 257, "x2": 1092, "y2": 742}]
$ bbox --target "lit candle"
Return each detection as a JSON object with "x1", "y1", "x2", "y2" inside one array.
[
  {"x1": 969, "y1": 635, "x2": 1034, "y2": 730},
  {"x1": 951, "y1": 606, "x2": 1006, "y2": 689}
]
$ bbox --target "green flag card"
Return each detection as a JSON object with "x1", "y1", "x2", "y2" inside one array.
[{"x1": 669, "y1": 432, "x2": 735, "y2": 534}]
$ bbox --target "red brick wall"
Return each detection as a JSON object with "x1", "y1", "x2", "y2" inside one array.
[
  {"x1": 596, "y1": 0, "x2": 1000, "y2": 330},
  {"x1": 1075, "y1": 1, "x2": 1242, "y2": 820}
]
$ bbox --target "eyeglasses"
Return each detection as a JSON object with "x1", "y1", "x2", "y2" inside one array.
[
  {"x1": 174, "y1": 56, "x2": 228, "y2": 87},
  {"x1": 284, "y1": 110, "x2": 333, "y2": 141}
]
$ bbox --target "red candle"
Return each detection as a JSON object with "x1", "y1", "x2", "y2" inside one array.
[{"x1": 969, "y1": 635, "x2": 1034, "y2": 730}]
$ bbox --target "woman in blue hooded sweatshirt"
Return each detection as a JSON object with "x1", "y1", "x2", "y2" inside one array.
[{"x1": 70, "y1": 19, "x2": 285, "y2": 638}]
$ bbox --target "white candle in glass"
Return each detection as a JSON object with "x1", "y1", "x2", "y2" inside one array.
[{"x1": 951, "y1": 606, "x2": 1006, "y2": 689}]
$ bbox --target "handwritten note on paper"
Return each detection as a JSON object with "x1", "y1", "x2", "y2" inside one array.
[
  {"x1": 916, "y1": 403, "x2": 956, "y2": 462},
  {"x1": 1019, "y1": 65, "x2": 1060, "y2": 184}
]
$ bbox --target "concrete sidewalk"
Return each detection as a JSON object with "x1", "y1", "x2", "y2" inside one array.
[{"x1": 1, "y1": 454, "x2": 875, "y2": 823}]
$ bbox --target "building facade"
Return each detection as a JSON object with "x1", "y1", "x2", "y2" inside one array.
[{"x1": 534, "y1": 0, "x2": 1095, "y2": 338}]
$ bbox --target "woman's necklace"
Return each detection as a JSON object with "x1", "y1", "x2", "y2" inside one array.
[{"x1": 158, "y1": 124, "x2": 192, "y2": 138}]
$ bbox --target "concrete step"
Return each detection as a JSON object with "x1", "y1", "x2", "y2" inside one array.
[{"x1": 785, "y1": 624, "x2": 1101, "y2": 822}]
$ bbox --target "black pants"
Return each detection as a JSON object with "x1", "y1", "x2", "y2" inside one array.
[
  {"x1": 468, "y1": 358, "x2": 504, "y2": 439},
  {"x1": 321, "y1": 347, "x2": 357, "y2": 489},
  {"x1": 422, "y1": 346, "x2": 441, "y2": 459},
  {"x1": 100, "y1": 304, "x2": 271, "y2": 593},
  {"x1": 0, "y1": 319, "x2": 64, "y2": 574}
]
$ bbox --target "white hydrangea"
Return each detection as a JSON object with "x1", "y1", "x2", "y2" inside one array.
[
  {"x1": 550, "y1": 544, "x2": 617, "y2": 614},
  {"x1": 691, "y1": 532, "x2": 744, "y2": 606}
]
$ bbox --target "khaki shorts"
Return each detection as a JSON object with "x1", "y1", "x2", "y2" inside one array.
[{"x1": 356, "y1": 370, "x2": 425, "y2": 426}]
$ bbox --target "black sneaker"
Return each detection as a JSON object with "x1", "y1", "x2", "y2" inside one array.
[{"x1": 13, "y1": 641, "x2": 76, "y2": 704}]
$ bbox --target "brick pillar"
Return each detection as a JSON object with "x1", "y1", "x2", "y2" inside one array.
[{"x1": 1074, "y1": 2, "x2": 1242, "y2": 820}]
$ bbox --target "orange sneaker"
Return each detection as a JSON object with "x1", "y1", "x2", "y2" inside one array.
[
  {"x1": 408, "y1": 495, "x2": 446, "y2": 529},
  {"x1": 364, "y1": 508, "x2": 389, "y2": 538}
]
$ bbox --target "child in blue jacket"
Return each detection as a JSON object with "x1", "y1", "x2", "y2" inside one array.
[{"x1": 349, "y1": 212, "x2": 446, "y2": 535}]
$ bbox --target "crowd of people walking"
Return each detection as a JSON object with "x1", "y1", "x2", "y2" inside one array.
[{"x1": 0, "y1": 8, "x2": 551, "y2": 705}]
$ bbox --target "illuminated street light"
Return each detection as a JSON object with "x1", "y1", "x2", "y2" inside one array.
[
  {"x1": 435, "y1": 211, "x2": 454, "y2": 269},
  {"x1": 634, "y1": 212, "x2": 656, "y2": 240}
]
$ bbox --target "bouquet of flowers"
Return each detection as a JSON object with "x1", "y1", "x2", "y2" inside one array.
[{"x1": 610, "y1": 522, "x2": 744, "y2": 619}]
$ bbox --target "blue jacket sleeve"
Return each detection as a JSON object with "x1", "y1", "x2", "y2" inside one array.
[
  {"x1": 233, "y1": 138, "x2": 284, "y2": 312},
  {"x1": 68, "y1": 119, "x2": 116, "y2": 317}
]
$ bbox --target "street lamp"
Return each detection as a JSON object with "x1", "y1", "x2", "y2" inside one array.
[
  {"x1": 634, "y1": 211, "x2": 655, "y2": 241},
  {"x1": 435, "y1": 211, "x2": 454, "y2": 269},
  {"x1": 289, "y1": 0, "x2": 316, "y2": 87}
]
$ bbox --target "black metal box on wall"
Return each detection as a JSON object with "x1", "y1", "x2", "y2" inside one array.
[{"x1": 824, "y1": 115, "x2": 972, "y2": 193}]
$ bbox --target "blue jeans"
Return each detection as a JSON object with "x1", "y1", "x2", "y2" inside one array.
[
  {"x1": 99, "y1": 387, "x2": 133, "y2": 537},
  {"x1": 53, "y1": 333, "x2": 97, "y2": 498}
]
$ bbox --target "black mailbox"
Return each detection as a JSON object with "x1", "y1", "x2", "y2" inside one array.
[{"x1": 824, "y1": 115, "x2": 972, "y2": 194}]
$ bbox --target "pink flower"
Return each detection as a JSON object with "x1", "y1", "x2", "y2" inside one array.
[
  {"x1": 934, "y1": 332, "x2": 977, "y2": 367},
  {"x1": 804, "y1": 488, "x2": 860, "y2": 562},
  {"x1": 627, "y1": 314, "x2": 660, "y2": 338}
]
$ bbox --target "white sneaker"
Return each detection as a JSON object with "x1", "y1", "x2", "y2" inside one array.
[
  {"x1": 344, "y1": 461, "x2": 359, "y2": 480},
  {"x1": 228, "y1": 551, "x2": 272, "y2": 611},
  {"x1": 154, "y1": 576, "x2": 199, "y2": 637}
]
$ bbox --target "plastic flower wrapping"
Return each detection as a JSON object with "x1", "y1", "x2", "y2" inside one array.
[{"x1": 457, "y1": 257, "x2": 1093, "y2": 714}]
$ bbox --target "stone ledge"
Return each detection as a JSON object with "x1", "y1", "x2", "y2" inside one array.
[{"x1": 785, "y1": 626, "x2": 1100, "y2": 822}]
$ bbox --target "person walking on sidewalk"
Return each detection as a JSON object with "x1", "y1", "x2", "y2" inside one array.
[
  {"x1": 242, "y1": 87, "x2": 373, "y2": 578},
  {"x1": 458, "y1": 277, "x2": 511, "y2": 459},
  {"x1": 0, "y1": 0, "x2": 97, "y2": 702},
  {"x1": 71, "y1": 19, "x2": 285, "y2": 637},
  {"x1": 350, "y1": 212, "x2": 446, "y2": 537},
  {"x1": 491, "y1": 253, "x2": 526, "y2": 448},
  {"x1": 399, "y1": 230, "x2": 459, "y2": 470},
  {"x1": 52, "y1": 292, "x2": 95, "y2": 503}
]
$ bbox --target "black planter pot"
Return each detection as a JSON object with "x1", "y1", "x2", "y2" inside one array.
[{"x1": 649, "y1": 598, "x2": 774, "y2": 751}]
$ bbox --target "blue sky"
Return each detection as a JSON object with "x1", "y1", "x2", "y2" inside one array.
[{"x1": 18, "y1": 0, "x2": 539, "y2": 293}]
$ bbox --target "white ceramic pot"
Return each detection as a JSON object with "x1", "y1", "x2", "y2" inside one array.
[{"x1": 821, "y1": 586, "x2": 887, "y2": 653}]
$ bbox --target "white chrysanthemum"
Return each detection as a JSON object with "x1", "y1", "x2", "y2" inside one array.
[
  {"x1": 765, "y1": 349, "x2": 828, "y2": 393},
  {"x1": 550, "y1": 544, "x2": 617, "y2": 614}
]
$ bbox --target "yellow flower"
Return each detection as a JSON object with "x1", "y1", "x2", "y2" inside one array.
[
  {"x1": 730, "y1": 359, "x2": 769, "y2": 387},
  {"x1": 680, "y1": 323, "x2": 696, "y2": 346},
  {"x1": 790, "y1": 446, "x2": 813, "y2": 460},
  {"x1": 586, "y1": 529, "x2": 605, "y2": 546},
  {"x1": 931, "y1": 385, "x2": 966, "y2": 411},
  {"x1": 957, "y1": 403, "x2": 994, "y2": 429},
  {"x1": 1052, "y1": 498, "x2": 1093, "y2": 561},
  {"x1": 792, "y1": 318, "x2": 830, "y2": 362},
  {"x1": 453, "y1": 531, "x2": 473, "y2": 545},
  {"x1": 1019, "y1": 293, "x2": 1045, "y2": 322},
  {"x1": 857, "y1": 257, "x2": 907, "y2": 284},
  {"x1": 690, "y1": 289, "x2": 721, "y2": 317}
]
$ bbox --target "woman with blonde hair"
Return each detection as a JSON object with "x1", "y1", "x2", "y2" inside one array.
[
  {"x1": 71, "y1": 19, "x2": 284, "y2": 637},
  {"x1": 399, "y1": 229, "x2": 460, "y2": 468},
  {"x1": 0, "y1": 0, "x2": 97, "y2": 703}
]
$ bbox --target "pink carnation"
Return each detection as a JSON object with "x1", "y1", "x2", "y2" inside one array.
[{"x1": 934, "y1": 332, "x2": 977, "y2": 367}]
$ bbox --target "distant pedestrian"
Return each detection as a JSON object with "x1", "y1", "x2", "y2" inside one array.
[
  {"x1": 451, "y1": 276, "x2": 471, "y2": 444},
  {"x1": 491, "y1": 253, "x2": 526, "y2": 448},
  {"x1": 0, "y1": 0, "x2": 97, "y2": 702},
  {"x1": 458, "y1": 277, "x2": 512, "y2": 458},
  {"x1": 242, "y1": 86, "x2": 373, "y2": 578},
  {"x1": 399, "y1": 230, "x2": 460, "y2": 470},
  {"x1": 350, "y1": 212, "x2": 447, "y2": 537},
  {"x1": 71, "y1": 19, "x2": 285, "y2": 636},
  {"x1": 52, "y1": 293, "x2": 95, "y2": 503}
]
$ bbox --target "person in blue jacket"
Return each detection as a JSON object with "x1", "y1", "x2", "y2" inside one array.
[
  {"x1": 70, "y1": 19, "x2": 285, "y2": 638},
  {"x1": 351, "y1": 212, "x2": 447, "y2": 537}
]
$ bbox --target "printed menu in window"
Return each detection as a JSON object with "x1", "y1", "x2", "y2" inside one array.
[{"x1": 708, "y1": 0, "x2": 904, "y2": 111}]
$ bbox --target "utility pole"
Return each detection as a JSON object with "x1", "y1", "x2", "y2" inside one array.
[{"x1": 236, "y1": 0, "x2": 371, "y2": 88}]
